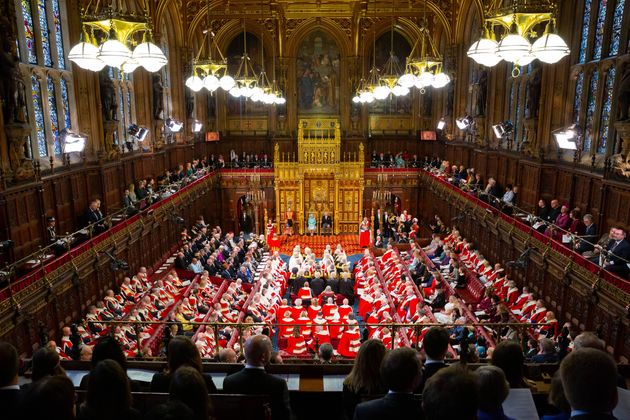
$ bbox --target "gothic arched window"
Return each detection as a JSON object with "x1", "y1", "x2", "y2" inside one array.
[{"x1": 15, "y1": 0, "x2": 74, "y2": 160}]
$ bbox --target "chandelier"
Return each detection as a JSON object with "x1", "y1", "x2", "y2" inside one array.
[
  {"x1": 397, "y1": 0, "x2": 451, "y2": 93},
  {"x1": 372, "y1": 173, "x2": 392, "y2": 206},
  {"x1": 68, "y1": 4, "x2": 167, "y2": 73},
  {"x1": 228, "y1": 22, "x2": 285, "y2": 105},
  {"x1": 467, "y1": 0, "x2": 569, "y2": 76},
  {"x1": 246, "y1": 174, "x2": 265, "y2": 204},
  {"x1": 185, "y1": 0, "x2": 234, "y2": 93}
]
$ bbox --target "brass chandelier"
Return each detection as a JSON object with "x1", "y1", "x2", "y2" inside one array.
[
  {"x1": 68, "y1": 1, "x2": 167, "y2": 73},
  {"x1": 467, "y1": 0, "x2": 569, "y2": 76}
]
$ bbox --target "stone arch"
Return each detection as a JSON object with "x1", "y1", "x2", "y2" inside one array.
[{"x1": 286, "y1": 19, "x2": 351, "y2": 60}]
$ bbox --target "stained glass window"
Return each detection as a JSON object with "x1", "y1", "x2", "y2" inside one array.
[
  {"x1": 47, "y1": 77, "x2": 61, "y2": 155},
  {"x1": 593, "y1": 0, "x2": 609, "y2": 60},
  {"x1": 573, "y1": 72, "x2": 584, "y2": 123},
  {"x1": 584, "y1": 72, "x2": 599, "y2": 152},
  {"x1": 579, "y1": 0, "x2": 593, "y2": 63},
  {"x1": 60, "y1": 79, "x2": 71, "y2": 129},
  {"x1": 609, "y1": 0, "x2": 626, "y2": 56},
  {"x1": 21, "y1": 0, "x2": 37, "y2": 64},
  {"x1": 597, "y1": 68, "x2": 616, "y2": 154},
  {"x1": 32, "y1": 75, "x2": 47, "y2": 157},
  {"x1": 37, "y1": 0, "x2": 53, "y2": 67},
  {"x1": 51, "y1": 0, "x2": 65, "y2": 69}
]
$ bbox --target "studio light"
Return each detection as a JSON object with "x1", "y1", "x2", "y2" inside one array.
[
  {"x1": 61, "y1": 129, "x2": 87, "y2": 153},
  {"x1": 436, "y1": 118, "x2": 446, "y2": 131},
  {"x1": 165, "y1": 119, "x2": 183, "y2": 133},
  {"x1": 192, "y1": 121, "x2": 204, "y2": 133},
  {"x1": 553, "y1": 124, "x2": 581, "y2": 150},
  {"x1": 128, "y1": 124, "x2": 149, "y2": 141},
  {"x1": 456, "y1": 115, "x2": 473, "y2": 130},
  {"x1": 492, "y1": 121, "x2": 514, "y2": 139}
]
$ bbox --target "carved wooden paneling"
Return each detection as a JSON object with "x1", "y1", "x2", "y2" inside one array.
[{"x1": 606, "y1": 187, "x2": 630, "y2": 230}]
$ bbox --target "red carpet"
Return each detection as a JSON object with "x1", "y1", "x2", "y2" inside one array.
[{"x1": 276, "y1": 234, "x2": 364, "y2": 256}]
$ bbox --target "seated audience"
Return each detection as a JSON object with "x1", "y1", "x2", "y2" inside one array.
[
  {"x1": 0, "y1": 342, "x2": 22, "y2": 420},
  {"x1": 353, "y1": 348, "x2": 423, "y2": 420},
  {"x1": 560, "y1": 348, "x2": 618, "y2": 419},
  {"x1": 223, "y1": 335, "x2": 292, "y2": 420},
  {"x1": 419, "y1": 326, "x2": 449, "y2": 391},
  {"x1": 151, "y1": 336, "x2": 218, "y2": 393},
  {"x1": 21, "y1": 375, "x2": 76, "y2": 420},
  {"x1": 342, "y1": 339, "x2": 387, "y2": 420},
  {"x1": 78, "y1": 359, "x2": 140, "y2": 420},
  {"x1": 422, "y1": 365, "x2": 479, "y2": 420},
  {"x1": 29, "y1": 347, "x2": 66, "y2": 384},
  {"x1": 146, "y1": 400, "x2": 196, "y2": 420},
  {"x1": 541, "y1": 372, "x2": 571, "y2": 420},
  {"x1": 475, "y1": 366, "x2": 513, "y2": 420},
  {"x1": 318, "y1": 343, "x2": 334, "y2": 364},
  {"x1": 168, "y1": 366, "x2": 212, "y2": 420},
  {"x1": 491, "y1": 340, "x2": 532, "y2": 389}
]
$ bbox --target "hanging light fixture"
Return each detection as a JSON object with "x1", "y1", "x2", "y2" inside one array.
[
  {"x1": 68, "y1": 29, "x2": 107, "y2": 71},
  {"x1": 496, "y1": 20, "x2": 531, "y2": 63},
  {"x1": 467, "y1": 25, "x2": 501, "y2": 67},
  {"x1": 185, "y1": 0, "x2": 231, "y2": 93},
  {"x1": 69, "y1": 3, "x2": 167, "y2": 73},
  {"x1": 531, "y1": 20, "x2": 570, "y2": 63},
  {"x1": 467, "y1": 0, "x2": 569, "y2": 75},
  {"x1": 400, "y1": 1, "x2": 450, "y2": 93},
  {"x1": 373, "y1": 12, "x2": 408, "y2": 100}
]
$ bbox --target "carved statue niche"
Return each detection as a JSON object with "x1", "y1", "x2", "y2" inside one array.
[
  {"x1": 474, "y1": 68, "x2": 488, "y2": 117},
  {"x1": 618, "y1": 61, "x2": 630, "y2": 121},
  {"x1": 185, "y1": 88, "x2": 194, "y2": 119},
  {"x1": 446, "y1": 80, "x2": 454, "y2": 116},
  {"x1": 526, "y1": 62, "x2": 542, "y2": 119},
  {"x1": 99, "y1": 70, "x2": 116, "y2": 121},
  {"x1": 0, "y1": 16, "x2": 21, "y2": 123},
  {"x1": 152, "y1": 73, "x2": 164, "y2": 120}
]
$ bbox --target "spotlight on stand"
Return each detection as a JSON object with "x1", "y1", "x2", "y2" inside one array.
[
  {"x1": 128, "y1": 124, "x2": 149, "y2": 141},
  {"x1": 553, "y1": 124, "x2": 581, "y2": 151},
  {"x1": 103, "y1": 251, "x2": 129, "y2": 271},
  {"x1": 492, "y1": 120, "x2": 514, "y2": 139},
  {"x1": 192, "y1": 121, "x2": 204, "y2": 133},
  {"x1": 165, "y1": 118, "x2": 183, "y2": 133},
  {"x1": 456, "y1": 115, "x2": 473, "y2": 130},
  {"x1": 61, "y1": 129, "x2": 87, "y2": 154},
  {"x1": 436, "y1": 118, "x2": 446, "y2": 131}
]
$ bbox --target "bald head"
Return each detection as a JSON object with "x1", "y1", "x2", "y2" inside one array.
[
  {"x1": 573, "y1": 332, "x2": 605, "y2": 351},
  {"x1": 244, "y1": 335, "x2": 272, "y2": 367},
  {"x1": 218, "y1": 348, "x2": 237, "y2": 363}
]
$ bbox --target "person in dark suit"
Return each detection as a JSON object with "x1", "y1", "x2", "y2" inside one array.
[
  {"x1": 560, "y1": 348, "x2": 618, "y2": 419},
  {"x1": 423, "y1": 365, "x2": 479, "y2": 420},
  {"x1": 84, "y1": 199, "x2": 107, "y2": 234},
  {"x1": 417, "y1": 326, "x2": 449, "y2": 392},
  {"x1": 475, "y1": 366, "x2": 512, "y2": 420},
  {"x1": 150, "y1": 336, "x2": 218, "y2": 393},
  {"x1": 326, "y1": 274, "x2": 339, "y2": 294},
  {"x1": 240, "y1": 212, "x2": 252, "y2": 234},
  {"x1": 123, "y1": 189, "x2": 138, "y2": 216},
  {"x1": 339, "y1": 274, "x2": 355, "y2": 304},
  {"x1": 600, "y1": 227, "x2": 630, "y2": 278},
  {"x1": 321, "y1": 212, "x2": 333, "y2": 235},
  {"x1": 310, "y1": 273, "x2": 325, "y2": 297},
  {"x1": 0, "y1": 342, "x2": 22, "y2": 420},
  {"x1": 223, "y1": 335, "x2": 292, "y2": 420},
  {"x1": 353, "y1": 348, "x2": 423, "y2": 420},
  {"x1": 429, "y1": 288, "x2": 446, "y2": 310},
  {"x1": 575, "y1": 214, "x2": 598, "y2": 254}
]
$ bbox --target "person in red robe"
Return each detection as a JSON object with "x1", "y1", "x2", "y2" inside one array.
[
  {"x1": 337, "y1": 323, "x2": 361, "y2": 358},
  {"x1": 286, "y1": 326, "x2": 308, "y2": 356},
  {"x1": 359, "y1": 217, "x2": 371, "y2": 248},
  {"x1": 298, "y1": 282, "x2": 313, "y2": 301}
]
